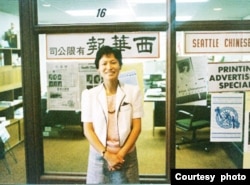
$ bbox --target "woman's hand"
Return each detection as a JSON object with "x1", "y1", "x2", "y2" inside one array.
[{"x1": 104, "y1": 151, "x2": 125, "y2": 171}]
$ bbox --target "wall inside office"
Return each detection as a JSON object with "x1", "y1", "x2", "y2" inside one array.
[
  {"x1": 0, "y1": 11, "x2": 20, "y2": 48},
  {"x1": 243, "y1": 154, "x2": 250, "y2": 168}
]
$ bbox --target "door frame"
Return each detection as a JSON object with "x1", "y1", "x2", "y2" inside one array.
[{"x1": 19, "y1": 0, "x2": 174, "y2": 184}]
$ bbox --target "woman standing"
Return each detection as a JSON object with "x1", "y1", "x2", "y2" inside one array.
[{"x1": 81, "y1": 45, "x2": 143, "y2": 184}]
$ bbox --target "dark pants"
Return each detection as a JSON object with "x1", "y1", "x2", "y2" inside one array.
[{"x1": 0, "y1": 141, "x2": 5, "y2": 159}]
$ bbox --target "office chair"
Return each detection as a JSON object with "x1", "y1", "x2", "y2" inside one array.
[
  {"x1": 176, "y1": 105, "x2": 210, "y2": 151},
  {"x1": 0, "y1": 124, "x2": 17, "y2": 174},
  {"x1": 0, "y1": 139, "x2": 12, "y2": 173}
]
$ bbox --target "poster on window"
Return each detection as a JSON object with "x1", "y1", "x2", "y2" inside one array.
[
  {"x1": 118, "y1": 70, "x2": 138, "y2": 86},
  {"x1": 46, "y1": 62, "x2": 102, "y2": 111},
  {"x1": 244, "y1": 92, "x2": 250, "y2": 152},
  {"x1": 210, "y1": 93, "x2": 244, "y2": 142},
  {"x1": 46, "y1": 62, "x2": 79, "y2": 111},
  {"x1": 78, "y1": 63, "x2": 102, "y2": 91},
  {"x1": 208, "y1": 62, "x2": 250, "y2": 92},
  {"x1": 176, "y1": 56, "x2": 208, "y2": 105}
]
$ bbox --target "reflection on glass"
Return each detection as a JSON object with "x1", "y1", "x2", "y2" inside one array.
[
  {"x1": 176, "y1": 0, "x2": 250, "y2": 21},
  {"x1": 37, "y1": 0, "x2": 166, "y2": 24},
  {"x1": 0, "y1": 1, "x2": 25, "y2": 184},
  {"x1": 0, "y1": 0, "x2": 20, "y2": 49}
]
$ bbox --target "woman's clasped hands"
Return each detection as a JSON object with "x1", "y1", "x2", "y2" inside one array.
[{"x1": 104, "y1": 151, "x2": 125, "y2": 171}]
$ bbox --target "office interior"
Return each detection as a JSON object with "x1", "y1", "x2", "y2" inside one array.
[{"x1": 1, "y1": 0, "x2": 250, "y2": 184}]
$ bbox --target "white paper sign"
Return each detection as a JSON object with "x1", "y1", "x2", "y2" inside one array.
[
  {"x1": 244, "y1": 92, "x2": 250, "y2": 152},
  {"x1": 46, "y1": 62, "x2": 79, "y2": 111},
  {"x1": 185, "y1": 31, "x2": 250, "y2": 54},
  {"x1": 210, "y1": 93, "x2": 244, "y2": 142},
  {"x1": 119, "y1": 70, "x2": 138, "y2": 86},
  {"x1": 176, "y1": 56, "x2": 208, "y2": 105},
  {"x1": 46, "y1": 32, "x2": 159, "y2": 59},
  {"x1": 208, "y1": 62, "x2": 250, "y2": 92}
]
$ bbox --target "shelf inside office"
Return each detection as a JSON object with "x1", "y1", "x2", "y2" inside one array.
[
  {"x1": 0, "y1": 66, "x2": 22, "y2": 93},
  {"x1": 0, "y1": 48, "x2": 21, "y2": 66},
  {"x1": 0, "y1": 99, "x2": 23, "y2": 108},
  {"x1": 4, "y1": 118, "x2": 24, "y2": 151}
]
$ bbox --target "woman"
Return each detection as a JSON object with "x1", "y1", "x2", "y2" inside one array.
[{"x1": 81, "y1": 46, "x2": 143, "y2": 184}]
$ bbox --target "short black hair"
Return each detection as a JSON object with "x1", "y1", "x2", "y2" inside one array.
[{"x1": 94, "y1": 45, "x2": 122, "y2": 69}]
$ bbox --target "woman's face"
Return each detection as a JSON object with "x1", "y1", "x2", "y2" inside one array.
[{"x1": 98, "y1": 53, "x2": 121, "y2": 82}]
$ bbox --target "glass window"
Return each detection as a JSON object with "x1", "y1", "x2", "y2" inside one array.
[
  {"x1": 0, "y1": 0, "x2": 20, "y2": 49},
  {"x1": 40, "y1": 31, "x2": 166, "y2": 175},
  {"x1": 37, "y1": 0, "x2": 168, "y2": 176},
  {"x1": 175, "y1": 31, "x2": 245, "y2": 169},
  {"x1": 0, "y1": 0, "x2": 25, "y2": 184},
  {"x1": 176, "y1": 0, "x2": 250, "y2": 21},
  {"x1": 37, "y1": 0, "x2": 166, "y2": 25}
]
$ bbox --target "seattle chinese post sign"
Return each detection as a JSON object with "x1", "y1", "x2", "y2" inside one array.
[
  {"x1": 46, "y1": 32, "x2": 159, "y2": 59},
  {"x1": 184, "y1": 31, "x2": 250, "y2": 54}
]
